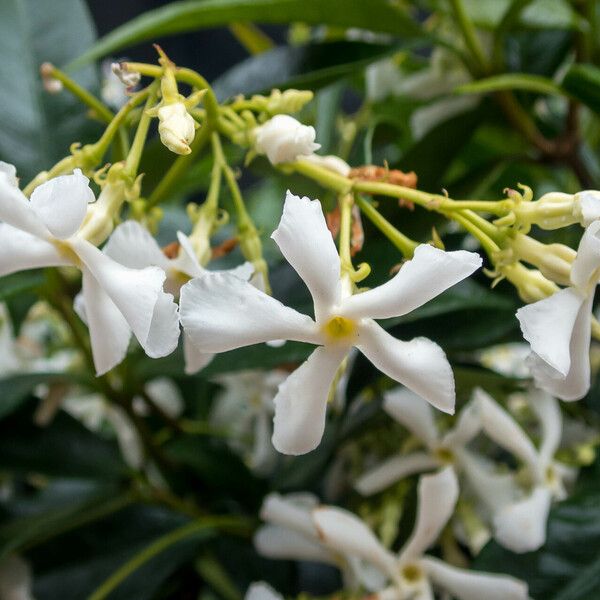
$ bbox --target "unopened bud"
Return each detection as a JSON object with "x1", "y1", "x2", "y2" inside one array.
[
  {"x1": 40, "y1": 62, "x2": 63, "y2": 94},
  {"x1": 254, "y1": 115, "x2": 320, "y2": 165},
  {"x1": 157, "y1": 103, "x2": 196, "y2": 155},
  {"x1": 111, "y1": 62, "x2": 141, "y2": 88},
  {"x1": 501, "y1": 262, "x2": 559, "y2": 303}
]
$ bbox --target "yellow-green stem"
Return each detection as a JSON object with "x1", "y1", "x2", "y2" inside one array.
[{"x1": 449, "y1": 0, "x2": 490, "y2": 74}]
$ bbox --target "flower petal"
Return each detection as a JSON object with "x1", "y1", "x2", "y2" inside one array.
[
  {"x1": 30, "y1": 169, "x2": 94, "y2": 239},
  {"x1": 254, "y1": 524, "x2": 335, "y2": 564},
  {"x1": 173, "y1": 231, "x2": 205, "y2": 278},
  {"x1": 577, "y1": 191, "x2": 600, "y2": 228},
  {"x1": 179, "y1": 272, "x2": 319, "y2": 353},
  {"x1": 245, "y1": 582, "x2": 284, "y2": 600},
  {"x1": 0, "y1": 171, "x2": 49, "y2": 238},
  {"x1": 441, "y1": 399, "x2": 481, "y2": 448},
  {"x1": 571, "y1": 220, "x2": 600, "y2": 288},
  {"x1": 103, "y1": 220, "x2": 170, "y2": 271},
  {"x1": 355, "y1": 452, "x2": 439, "y2": 496},
  {"x1": 422, "y1": 556, "x2": 528, "y2": 600},
  {"x1": 398, "y1": 467, "x2": 459, "y2": 562},
  {"x1": 183, "y1": 332, "x2": 214, "y2": 375},
  {"x1": 0, "y1": 223, "x2": 69, "y2": 276},
  {"x1": 260, "y1": 492, "x2": 318, "y2": 536},
  {"x1": 144, "y1": 291, "x2": 180, "y2": 358},
  {"x1": 493, "y1": 486, "x2": 552, "y2": 553},
  {"x1": 271, "y1": 191, "x2": 341, "y2": 320},
  {"x1": 73, "y1": 238, "x2": 165, "y2": 353},
  {"x1": 383, "y1": 387, "x2": 439, "y2": 447},
  {"x1": 341, "y1": 245, "x2": 481, "y2": 320},
  {"x1": 357, "y1": 321, "x2": 455, "y2": 414},
  {"x1": 312, "y1": 507, "x2": 398, "y2": 579},
  {"x1": 81, "y1": 267, "x2": 132, "y2": 376},
  {"x1": 516, "y1": 287, "x2": 585, "y2": 376},
  {"x1": 530, "y1": 390, "x2": 562, "y2": 467},
  {"x1": 272, "y1": 345, "x2": 347, "y2": 455},
  {"x1": 476, "y1": 388, "x2": 539, "y2": 475}
]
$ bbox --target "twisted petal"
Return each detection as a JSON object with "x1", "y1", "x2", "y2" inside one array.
[
  {"x1": 272, "y1": 345, "x2": 347, "y2": 455},
  {"x1": 355, "y1": 452, "x2": 438, "y2": 496},
  {"x1": 312, "y1": 507, "x2": 398, "y2": 579},
  {"x1": 180, "y1": 273, "x2": 319, "y2": 353},
  {"x1": 144, "y1": 291, "x2": 181, "y2": 358},
  {"x1": 271, "y1": 192, "x2": 341, "y2": 320},
  {"x1": 260, "y1": 492, "x2": 318, "y2": 536},
  {"x1": 253, "y1": 525, "x2": 334, "y2": 564},
  {"x1": 30, "y1": 170, "x2": 94, "y2": 239},
  {"x1": 517, "y1": 287, "x2": 585, "y2": 377},
  {"x1": 341, "y1": 245, "x2": 481, "y2": 320},
  {"x1": 0, "y1": 171, "x2": 49, "y2": 238},
  {"x1": 0, "y1": 224, "x2": 69, "y2": 276},
  {"x1": 571, "y1": 220, "x2": 600, "y2": 288},
  {"x1": 441, "y1": 399, "x2": 481, "y2": 448},
  {"x1": 493, "y1": 486, "x2": 552, "y2": 553},
  {"x1": 398, "y1": 467, "x2": 459, "y2": 563},
  {"x1": 183, "y1": 332, "x2": 214, "y2": 375},
  {"x1": 530, "y1": 390, "x2": 562, "y2": 467},
  {"x1": 476, "y1": 388, "x2": 539, "y2": 475},
  {"x1": 357, "y1": 321, "x2": 455, "y2": 414},
  {"x1": 422, "y1": 556, "x2": 528, "y2": 600},
  {"x1": 103, "y1": 220, "x2": 170, "y2": 271},
  {"x1": 174, "y1": 231, "x2": 205, "y2": 277},
  {"x1": 81, "y1": 267, "x2": 131, "y2": 376},
  {"x1": 383, "y1": 387, "x2": 439, "y2": 447}
]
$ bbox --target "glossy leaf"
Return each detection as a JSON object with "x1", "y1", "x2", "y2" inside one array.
[{"x1": 562, "y1": 63, "x2": 600, "y2": 114}]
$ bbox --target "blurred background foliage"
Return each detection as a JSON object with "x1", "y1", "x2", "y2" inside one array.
[{"x1": 2, "y1": 0, "x2": 600, "y2": 598}]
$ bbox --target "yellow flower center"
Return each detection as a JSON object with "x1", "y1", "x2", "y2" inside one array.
[
  {"x1": 321, "y1": 315, "x2": 357, "y2": 343},
  {"x1": 401, "y1": 563, "x2": 423, "y2": 582},
  {"x1": 52, "y1": 240, "x2": 81, "y2": 267},
  {"x1": 434, "y1": 446, "x2": 455, "y2": 464}
]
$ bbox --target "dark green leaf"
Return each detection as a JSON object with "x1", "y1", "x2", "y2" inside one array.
[
  {"x1": 0, "y1": 372, "x2": 63, "y2": 420},
  {"x1": 562, "y1": 63, "x2": 600, "y2": 114},
  {"x1": 0, "y1": 271, "x2": 44, "y2": 301}
]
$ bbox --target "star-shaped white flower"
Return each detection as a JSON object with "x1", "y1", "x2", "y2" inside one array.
[
  {"x1": 516, "y1": 221, "x2": 600, "y2": 400},
  {"x1": 463, "y1": 388, "x2": 574, "y2": 553},
  {"x1": 314, "y1": 468, "x2": 529, "y2": 600},
  {"x1": 254, "y1": 115, "x2": 320, "y2": 164},
  {"x1": 354, "y1": 387, "x2": 481, "y2": 496},
  {"x1": 180, "y1": 191, "x2": 482, "y2": 455},
  {"x1": 0, "y1": 168, "x2": 179, "y2": 376}
]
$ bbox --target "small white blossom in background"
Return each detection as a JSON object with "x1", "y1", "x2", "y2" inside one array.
[
  {"x1": 302, "y1": 153, "x2": 351, "y2": 176},
  {"x1": 0, "y1": 555, "x2": 35, "y2": 600},
  {"x1": 476, "y1": 343, "x2": 532, "y2": 378},
  {"x1": 0, "y1": 168, "x2": 180, "y2": 376},
  {"x1": 210, "y1": 370, "x2": 287, "y2": 474},
  {"x1": 180, "y1": 191, "x2": 481, "y2": 455},
  {"x1": 517, "y1": 220, "x2": 600, "y2": 400},
  {"x1": 100, "y1": 60, "x2": 134, "y2": 110},
  {"x1": 244, "y1": 582, "x2": 283, "y2": 600},
  {"x1": 254, "y1": 115, "x2": 320, "y2": 164}
]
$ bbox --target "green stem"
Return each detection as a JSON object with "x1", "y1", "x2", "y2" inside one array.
[
  {"x1": 338, "y1": 193, "x2": 354, "y2": 274},
  {"x1": 445, "y1": 210, "x2": 500, "y2": 256},
  {"x1": 449, "y1": 0, "x2": 489, "y2": 74}
]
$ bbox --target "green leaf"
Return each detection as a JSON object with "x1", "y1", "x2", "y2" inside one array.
[
  {"x1": 212, "y1": 42, "x2": 395, "y2": 100},
  {"x1": 69, "y1": 0, "x2": 423, "y2": 70},
  {"x1": 562, "y1": 63, "x2": 600, "y2": 114},
  {"x1": 0, "y1": 372, "x2": 63, "y2": 420},
  {"x1": 0, "y1": 270, "x2": 44, "y2": 301},
  {"x1": 456, "y1": 73, "x2": 565, "y2": 97},
  {"x1": 0, "y1": 0, "x2": 100, "y2": 181}
]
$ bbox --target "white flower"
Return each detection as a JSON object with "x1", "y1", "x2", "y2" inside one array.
[
  {"x1": 157, "y1": 103, "x2": 197, "y2": 155},
  {"x1": 354, "y1": 387, "x2": 481, "y2": 496},
  {"x1": 244, "y1": 582, "x2": 283, "y2": 600},
  {"x1": 464, "y1": 388, "x2": 574, "y2": 553},
  {"x1": 254, "y1": 115, "x2": 320, "y2": 165},
  {"x1": 0, "y1": 168, "x2": 179, "y2": 376},
  {"x1": 180, "y1": 191, "x2": 482, "y2": 455},
  {"x1": 314, "y1": 468, "x2": 529, "y2": 600},
  {"x1": 0, "y1": 555, "x2": 35, "y2": 600},
  {"x1": 516, "y1": 221, "x2": 600, "y2": 400},
  {"x1": 476, "y1": 343, "x2": 531, "y2": 378},
  {"x1": 102, "y1": 220, "x2": 253, "y2": 374},
  {"x1": 210, "y1": 369, "x2": 287, "y2": 474}
]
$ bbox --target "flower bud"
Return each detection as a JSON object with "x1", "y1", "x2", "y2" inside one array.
[
  {"x1": 501, "y1": 263, "x2": 559, "y2": 303},
  {"x1": 254, "y1": 115, "x2": 320, "y2": 165},
  {"x1": 302, "y1": 153, "x2": 351, "y2": 176},
  {"x1": 573, "y1": 190, "x2": 600, "y2": 227},
  {"x1": 111, "y1": 62, "x2": 141, "y2": 88},
  {"x1": 157, "y1": 103, "x2": 196, "y2": 155},
  {"x1": 514, "y1": 191, "x2": 578, "y2": 230},
  {"x1": 509, "y1": 234, "x2": 576, "y2": 286}
]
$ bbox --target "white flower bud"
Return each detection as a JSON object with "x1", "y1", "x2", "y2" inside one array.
[
  {"x1": 158, "y1": 102, "x2": 196, "y2": 155},
  {"x1": 303, "y1": 153, "x2": 351, "y2": 176},
  {"x1": 574, "y1": 190, "x2": 600, "y2": 227},
  {"x1": 254, "y1": 114, "x2": 320, "y2": 164},
  {"x1": 111, "y1": 62, "x2": 141, "y2": 88}
]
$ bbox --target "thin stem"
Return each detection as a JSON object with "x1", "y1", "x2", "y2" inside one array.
[
  {"x1": 449, "y1": 0, "x2": 489, "y2": 74},
  {"x1": 444, "y1": 211, "x2": 500, "y2": 256},
  {"x1": 338, "y1": 193, "x2": 354, "y2": 273}
]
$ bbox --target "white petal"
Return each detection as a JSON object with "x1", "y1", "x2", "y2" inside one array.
[
  {"x1": 272, "y1": 345, "x2": 347, "y2": 455},
  {"x1": 516, "y1": 287, "x2": 585, "y2": 376},
  {"x1": 493, "y1": 486, "x2": 552, "y2": 553},
  {"x1": 145, "y1": 378, "x2": 184, "y2": 419},
  {"x1": 0, "y1": 223, "x2": 69, "y2": 276},
  {"x1": 245, "y1": 582, "x2": 284, "y2": 600},
  {"x1": 341, "y1": 245, "x2": 481, "y2": 320},
  {"x1": 30, "y1": 169, "x2": 94, "y2": 239},
  {"x1": 571, "y1": 220, "x2": 600, "y2": 288},
  {"x1": 73, "y1": 238, "x2": 166, "y2": 353},
  {"x1": 183, "y1": 331, "x2": 214, "y2": 375},
  {"x1": 81, "y1": 267, "x2": 132, "y2": 375},
  {"x1": 530, "y1": 390, "x2": 562, "y2": 467},
  {"x1": 441, "y1": 399, "x2": 481, "y2": 448},
  {"x1": 260, "y1": 492, "x2": 318, "y2": 536},
  {"x1": 357, "y1": 321, "x2": 455, "y2": 414},
  {"x1": 528, "y1": 294, "x2": 593, "y2": 401},
  {"x1": 103, "y1": 220, "x2": 170, "y2": 271},
  {"x1": 179, "y1": 273, "x2": 319, "y2": 353},
  {"x1": 271, "y1": 191, "x2": 341, "y2": 320},
  {"x1": 106, "y1": 405, "x2": 144, "y2": 469},
  {"x1": 253, "y1": 525, "x2": 335, "y2": 564},
  {"x1": 312, "y1": 507, "x2": 398, "y2": 579},
  {"x1": 355, "y1": 452, "x2": 439, "y2": 496},
  {"x1": 398, "y1": 467, "x2": 459, "y2": 562},
  {"x1": 0, "y1": 161, "x2": 18, "y2": 186},
  {"x1": 476, "y1": 388, "x2": 539, "y2": 475},
  {"x1": 422, "y1": 556, "x2": 528, "y2": 600},
  {"x1": 383, "y1": 387, "x2": 439, "y2": 447},
  {"x1": 144, "y1": 291, "x2": 180, "y2": 358},
  {"x1": 172, "y1": 231, "x2": 205, "y2": 277},
  {"x1": 577, "y1": 190, "x2": 600, "y2": 227},
  {"x1": 0, "y1": 171, "x2": 49, "y2": 238}
]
